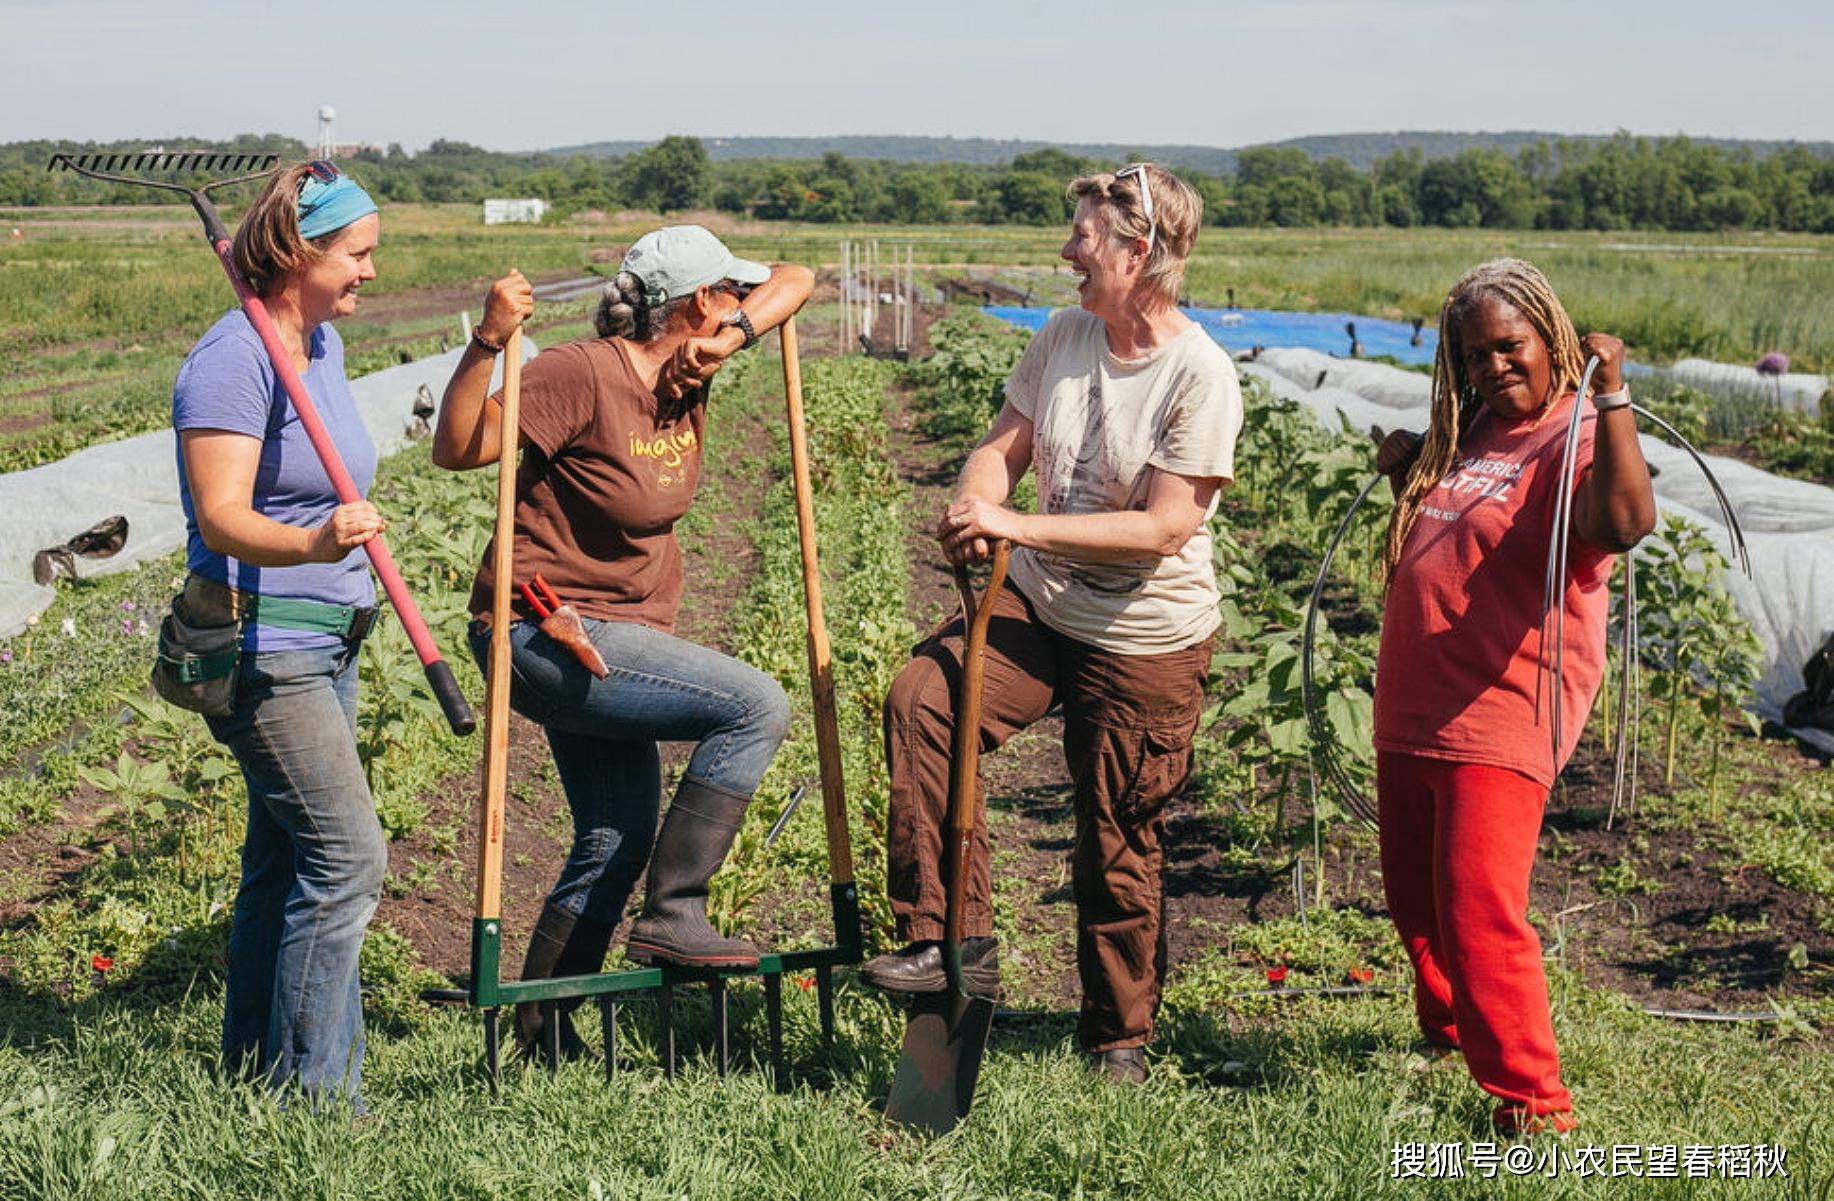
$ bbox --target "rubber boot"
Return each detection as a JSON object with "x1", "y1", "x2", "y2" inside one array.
[
  {"x1": 515, "y1": 904, "x2": 596, "y2": 1064},
  {"x1": 625, "y1": 779, "x2": 760, "y2": 969},
  {"x1": 551, "y1": 910, "x2": 616, "y2": 1040}
]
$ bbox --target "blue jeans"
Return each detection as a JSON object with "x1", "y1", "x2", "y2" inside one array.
[
  {"x1": 207, "y1": 642, "x2": 385, "y2": 1107},
  {"x1": 468, "y1": 617, "x2": 791, "y2": 925}
]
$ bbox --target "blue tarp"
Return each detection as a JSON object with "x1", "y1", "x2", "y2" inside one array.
[
  {"x1": 984, "y1": 305, "x2": 1439, "y2": 366},
  {"x1": 985, "y1": 304, "x2": 1659, "y2": 377}
]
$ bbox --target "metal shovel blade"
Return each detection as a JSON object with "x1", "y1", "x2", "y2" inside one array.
[{"x1": 885, "y1": 989, "x2": 995, "y2": 1136}]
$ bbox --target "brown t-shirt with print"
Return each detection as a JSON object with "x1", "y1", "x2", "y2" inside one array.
[{"x1": 468, "y1": 337, "x2": 705, "y2": 633}]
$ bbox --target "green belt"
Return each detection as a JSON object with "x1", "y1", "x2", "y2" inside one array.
[
  {"x1": 158, "y1": 583, "x2": 378, "y2": 688},
  {"x1": 249, "y1": 595, "x2": 380, "y2": 640}
]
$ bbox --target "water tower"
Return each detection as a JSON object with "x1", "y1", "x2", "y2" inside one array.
[{"x1": 316, "y1": 106, "x2": 337, "y2": 158}]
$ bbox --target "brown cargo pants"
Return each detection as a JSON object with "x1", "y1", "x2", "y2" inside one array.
[{"x1": 883, "y1": 583, "x2": 1211, "y2": 1052}]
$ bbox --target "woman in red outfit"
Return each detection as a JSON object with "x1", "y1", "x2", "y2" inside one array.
[{"x1": 1371, "y1": 258, "x2": 1656, "y2": 1135}]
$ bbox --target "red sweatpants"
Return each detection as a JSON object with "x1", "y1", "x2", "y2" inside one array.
[{"x1": 1377, "y1": 751, "x2": 1574, "y2": 1124}]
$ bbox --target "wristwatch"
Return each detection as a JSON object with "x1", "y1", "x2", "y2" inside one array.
[{"x1": 720, "y1": 307, "x2": 758, "y2": 351}]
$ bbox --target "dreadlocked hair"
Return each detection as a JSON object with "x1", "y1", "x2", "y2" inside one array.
[{"x1": 1380, "y1": 257, "x2": 1584, "y2": 585}]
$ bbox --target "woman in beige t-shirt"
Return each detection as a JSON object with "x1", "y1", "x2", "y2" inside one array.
[{"x1": 862, "y1": 165, "x2": 1243, "y2": 1082}]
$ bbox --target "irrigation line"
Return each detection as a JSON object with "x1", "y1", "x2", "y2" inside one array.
[
  {"x1": 1608, "y1": 555, "x2": 1640, "y2": 828},
  {"x1": 1539, "y1": 356, "x2": 1602, "y2": 765},
  {"x1": 1641, "y1": 1008, "x2": 1787, "y2": 1024},
  {"x1": 1627, "y1": 404, "x2": 1753, "y2": 577}
]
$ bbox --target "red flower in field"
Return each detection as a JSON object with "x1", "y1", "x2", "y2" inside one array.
[
  {"x1": 1265, "y1": 966, "x2": 1288, "y2": 986},
  {"x1": 797, "y1": 976, "x2": 814, "y2": 992},
  {"x1": 91, "y1": 954, "x2": 113, "y2": 973},
  {"x1": 1349, "y1": 967, "x2": 1375, "y2": 985}
]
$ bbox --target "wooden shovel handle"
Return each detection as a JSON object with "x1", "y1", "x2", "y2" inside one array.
[
  {"x1": 475, "y1": 328, "x2": 522, "y2": 921},
  {"x1": 943, "y1": 541, "x2": 1010, "y2": 949}
]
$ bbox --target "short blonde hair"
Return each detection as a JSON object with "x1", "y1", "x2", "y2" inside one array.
[{"x1": 1066, "y1": 164, "x2": 1202, "y2": 308}]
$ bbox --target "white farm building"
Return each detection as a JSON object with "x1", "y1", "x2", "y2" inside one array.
[{"x1": 483, "y1": 198, "x2": 549, "y2": 225}]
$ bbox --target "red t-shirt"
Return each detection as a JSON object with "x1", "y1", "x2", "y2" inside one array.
[
  {"x1": 1373, "y1": 394, "x2": 1614, "y2": 788},
  {"x1": 469, "y1": 337, "x2": 705, "y2": 632}
]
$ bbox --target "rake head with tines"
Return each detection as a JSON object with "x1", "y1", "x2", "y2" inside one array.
[
  {"x1": 47, "y1": 151, "x2": 279, "y2": 244},
  {"x1": 49, "y1": 150, "x2": 277, "y2": 180}
]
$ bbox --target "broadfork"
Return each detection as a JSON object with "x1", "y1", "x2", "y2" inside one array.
[
  {"x1": 47, "y1": 150, "x2": 476, "y2": 734},
  {"x1": 460, "y1": 315, "x2": 862, "y2": 1091}
]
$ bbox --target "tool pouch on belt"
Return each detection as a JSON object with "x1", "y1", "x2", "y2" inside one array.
[{"x1": 151, "y1": 575, "x2": 246, "y2": 717}]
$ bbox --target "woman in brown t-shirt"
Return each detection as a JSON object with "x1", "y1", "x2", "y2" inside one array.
[{"x1": 434, "y1": 226, "x2": 813, "y2": 1061}]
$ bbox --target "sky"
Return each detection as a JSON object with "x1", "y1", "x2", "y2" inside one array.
[{"x1": 4, "y1": 0, "x2": 1831, "y2": 152}]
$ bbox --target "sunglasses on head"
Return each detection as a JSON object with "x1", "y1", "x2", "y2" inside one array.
[
  {"x1": 300, "y1": 160, "x2": 341, "y2": 192},
  {"x1": 1115, "y1": 163, "x2": 1157, "y2": 254}
]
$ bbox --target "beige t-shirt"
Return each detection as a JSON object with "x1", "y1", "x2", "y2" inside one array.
[{"x1": 1003, "y1": 308, "x2": 1243, "y2": 655}]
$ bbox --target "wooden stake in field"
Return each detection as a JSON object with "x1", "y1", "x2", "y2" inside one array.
[{"x1": 840, "y1": 240, "x2": 853, "y2": 353}]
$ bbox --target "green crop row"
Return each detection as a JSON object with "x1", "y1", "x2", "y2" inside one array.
[{"x1": 714, "y1": 352, "x2": 913, "y2": 946}]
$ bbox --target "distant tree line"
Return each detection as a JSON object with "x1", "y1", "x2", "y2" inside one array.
[{"x1": 4, "y1": 132, "x2": 1831, "y2": 233}]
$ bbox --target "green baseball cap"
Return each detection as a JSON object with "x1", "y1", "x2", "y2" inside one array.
[{"x1": 620, "y1": 225, "x2": 771, "y2": 306}]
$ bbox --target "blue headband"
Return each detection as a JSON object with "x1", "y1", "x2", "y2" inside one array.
[{"x1": 297, "y1": 174, "x2": 378, "y2": 240}]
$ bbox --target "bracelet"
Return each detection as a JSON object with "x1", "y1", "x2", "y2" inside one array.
[
  {"x1": 470, "y1": 329, "x2": 504, "y2": 356},
  {"x1": 1591, "y1": 386, "x2": 1631, "y2": 412}
]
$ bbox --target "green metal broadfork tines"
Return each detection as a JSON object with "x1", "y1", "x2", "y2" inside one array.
[{"x1": 466, "y1": 884, "x2": 862, "y2": 1089}]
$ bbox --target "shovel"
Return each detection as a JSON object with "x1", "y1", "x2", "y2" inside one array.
[{"x1": 885, "y1": 541, "x2": 1010, "y2": 1136}]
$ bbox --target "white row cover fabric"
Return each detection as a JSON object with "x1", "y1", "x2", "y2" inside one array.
[
  {"x1": 1239, "y1": 352, "x2": 1834, "y2": 755},
  {"x1": 0, "y1": 339, "x2": 536, "y2": 639},
  {"x1": 1667, "y1": 358, "x2": 1829, "y2": 415}
]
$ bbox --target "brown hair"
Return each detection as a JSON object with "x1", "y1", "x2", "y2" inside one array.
[
  {"x1": 1381, "y1": 257, "x2": 1585, "y2": 583},
  {"x1": 1066, "y1": 164, "x2": 1203, "y2": 308},
  {"x1": 231, "y1": 163, "x2": 343, "y2": 296}
]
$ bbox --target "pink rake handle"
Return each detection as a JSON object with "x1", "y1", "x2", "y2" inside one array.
[{"x1": 209, "y1": 238, "x2": 476, "y2": 735}]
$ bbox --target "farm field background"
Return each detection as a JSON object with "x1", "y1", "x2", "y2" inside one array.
[
  {"x1": 0, "y1": 208, "x2": 1830, "y2": 1197},
  {"x1": 4, "y1": 203, "x2": 1832, "y2": 473}
]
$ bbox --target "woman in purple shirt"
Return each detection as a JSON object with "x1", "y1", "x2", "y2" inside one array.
[{"x1": 172, "y1": 161, "x2": 389, "y2": 1110}]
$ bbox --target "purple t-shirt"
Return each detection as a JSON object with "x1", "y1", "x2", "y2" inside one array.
[{"x1": 173, "y1": 310, "x2": 378, "y2": 652}]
